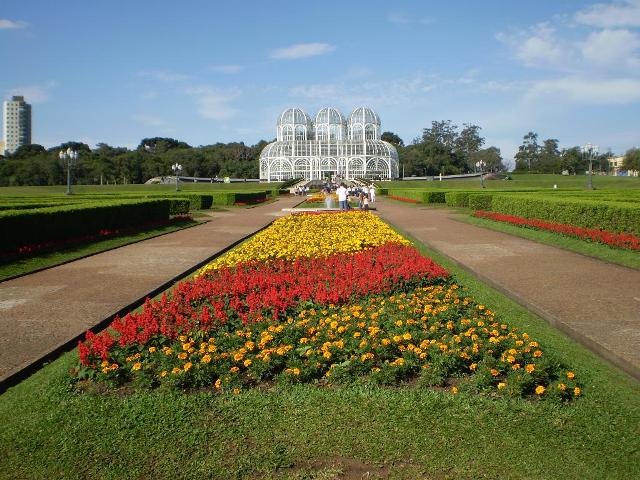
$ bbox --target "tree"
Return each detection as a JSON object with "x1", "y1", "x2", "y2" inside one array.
[
  {"x1": 455, "y1": 123, "x2": 485, "y2": 170},
  {"x1": 10, "y1": 144, "x2": 46, "y2": 159},
  {"x1": 623, "y1": 147, "x2": 640, "y2": 173},
  {"x1": 381, "y1": 131, "x2": 404, "y2": 147},
  {"x1": 470, "y1": 147, "x2": 505, "y2": 172},
  {"x1": 538, "y1": 139, "x2": 561, "y2": 173},
  {"x1": 137, "y1": 137, "x2": 190, "y2": 153},
  {"x1": 560, "y1": 147, "x2": 582, "y2": 174},
  {"x1": 514, "y1": 131, "x2": 540, "y2": 171}
]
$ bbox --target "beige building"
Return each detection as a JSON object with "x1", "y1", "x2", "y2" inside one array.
[
  {"x1": 609, "y1": 155, "x2": 638, "y2": 176},
  {"x1": 3, "y1": 96, "x2": 32, "y2": 156}
]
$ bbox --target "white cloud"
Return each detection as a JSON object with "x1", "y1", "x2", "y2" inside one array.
[
  {"x1": 209, "y1": 65, "x2": 243, "y2": 74},
  {"x1": 575, "y1": 0, "x2": 640, "y2": 27},
  {"x1": 581, "y1": 29, "x2": 640, "y2": 68},
  {"x1": 137, "y1": 70, "x2": 191, "y2": 82},
  {"x1": 132, "y1": 114, "x2": 164, "y2": 127},
  {"x1": 270, "y1": 43, "x2": 335, "y2": 60},
  {"x1": 185, "y1": 85, "x2": 241, "y2": 120},
  {"x1": 525, "y1": 77, "x2": 640, "y2": 104},
  {"x1": 7, "y1": 81, "x2": 56, "y2": 103},
  {"x1": 0, "y1": 19, "x2": 28, "y2": 29},
  {"x1": 496, "y1": 24, "x2": 570, "y2": 69},
  {"x1": 387, "y1": 12, "x2": 433, "y2": 25}
]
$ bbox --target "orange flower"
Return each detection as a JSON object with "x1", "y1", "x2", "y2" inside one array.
[
  {"x1": 535, "y1": 385, "x2": 545, "y2": 395},
  {"x1": 567, "y1": 371, "x2": 575, "y2": 379},
  {"x1": 525, "y1": 364, "x2": 535, "y2": 374},
  {"x1": 573, "y1": 387, "x2": 581, "y2": 396}
]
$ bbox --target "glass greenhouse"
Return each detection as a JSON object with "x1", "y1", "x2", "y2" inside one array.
[{"x1": 259, "y1": 107, "x2": 399, "y2": 181}]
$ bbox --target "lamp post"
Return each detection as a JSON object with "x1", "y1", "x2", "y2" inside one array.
[
  {"x1": 581, "y1": 143, "x2": 598, "y2": 190},
  {"x1": 475, "y1": 160, "x2": 486, "y2": 188},
  {"x1": 171, "y1": 163, "x2": 182, "y2": 192},
  {"x1": 59, "y1": 147, "x2": 79, "y2": 195}
]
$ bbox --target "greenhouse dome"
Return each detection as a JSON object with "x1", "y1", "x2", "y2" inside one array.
[{"x1": 260, "y1": 106, "x2": 398, "y2": 181}]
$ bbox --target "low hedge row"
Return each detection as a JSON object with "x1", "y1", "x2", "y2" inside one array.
[
  {"x1": 387, "y1": 189, "x2": 446, "y2": 203},
  {"x1": 0, "y1": 199, "x2": 182, "y2": 252},
  {"x1": 490, "y1": 195, "x2": 640, "y2": 235}
]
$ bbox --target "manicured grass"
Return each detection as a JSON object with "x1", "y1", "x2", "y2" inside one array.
[
  {"x1": 458, "y1": 214, "x2": 640, "y2": 270},
  {"x1": 384, "y1": 173, "x2": 640, "y2": 191},
  {"x1": 1, "y1": 226, "x2": 639, "y2": 479},
  {"x1": 0, "y1": 183, "x2": 282, "y2": 196},
  {"x1": 0, "y1": 218, "x2": 203, "y2": 281}
]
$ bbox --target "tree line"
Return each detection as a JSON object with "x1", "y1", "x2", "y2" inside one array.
[
  {"x1": 0, "y1": 137, "x2": 266, "y2": 186},
  {"x1": 382, "y1": 120, "x2": 507, "y2": 177}
]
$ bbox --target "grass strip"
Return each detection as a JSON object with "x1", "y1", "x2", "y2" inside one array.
[
  {"x1": 0, "y1": 219, "x2": 203, "y2": 281},
  {"x1": 458, "y1": 214, "x2": 640, "y2": 270}
]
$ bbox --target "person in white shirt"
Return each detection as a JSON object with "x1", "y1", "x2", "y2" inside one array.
[
  {"x1": 369, "y1": 184, "x2": 376, "y2": 203},
  {"x1": 336, "y1": 183, "x2": 348, "y2": 210},
  {"x1": 363, "y1": 185, "x2": 369, "y2": 200}
]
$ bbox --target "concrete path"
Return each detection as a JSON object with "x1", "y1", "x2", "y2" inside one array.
[
  {"x1": 0, "y1": 196, "x2": 301, "y2": 384},
  {"x1": 376, "y1": 198, "x2": 640, "y2": 380}
]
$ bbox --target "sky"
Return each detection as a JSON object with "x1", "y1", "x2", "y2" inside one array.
[{"x1": 1, "y1": 0, "x2": 640, "y2": 167}]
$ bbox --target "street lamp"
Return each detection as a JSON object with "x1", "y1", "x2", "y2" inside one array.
[
  {"x1": 475, "y1": 160, "x2": 486, "y2": 189},
  {"x1": 581, "y1": 143, "x2": 598, "y2": 190},
  {"x1": 59, "y1": 147, "x2": 79, "y2": 195},
  {"x1": 171, "y1": 163, "x2": 182, "y2": 191}
]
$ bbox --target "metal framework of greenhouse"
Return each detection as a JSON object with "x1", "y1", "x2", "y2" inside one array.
[{"x1": 259, "y1": 107, "x2": 399, "y2": 182}]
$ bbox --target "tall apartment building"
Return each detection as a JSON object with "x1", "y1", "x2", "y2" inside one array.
[{"x1": 2, "y1": 96, "x2": 32, "y2": 156}]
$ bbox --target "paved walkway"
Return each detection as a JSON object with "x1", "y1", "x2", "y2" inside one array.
[
  {"x1": 376, "y1": 198, "x2": 640, "y2": 380},
  {"x1": 0, "y1": 196, "x2": 301, "y2": 384}
]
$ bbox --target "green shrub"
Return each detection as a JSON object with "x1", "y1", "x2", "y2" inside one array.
[
  {"x1": 468, "y1": 193, "x2": 494, "y2": 211},
  {"x1": 0, "y1": 199, "x2": 173, "y2": 252},
  {"x1": 185, "y1": 194, "x2": 213, "y2": 210},
  {"x1": 490, "y1": 195, "x2": 640, "y2": 235},
  {"x1": 387, "y1": 189, "x2": 446, "y2": 204},
  {"x1": 444, "y1": 191, "x2": 473, "y2": 207},
  {"x1": 167, "y1": 199, "x2": 191, "y2": 215}
]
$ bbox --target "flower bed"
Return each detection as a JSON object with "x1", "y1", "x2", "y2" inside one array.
[
  {"x1": 76, "y1": 211, "x2": 581, "y2": 401},
  {"x1": 387, "y1": 195, "x2": 419, "y2": 204},
  {"x1": 473, "y1": 210, "x2": 640, "y2": 251}
]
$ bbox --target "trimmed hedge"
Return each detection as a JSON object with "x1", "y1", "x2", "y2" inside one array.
[
  {"x1": 489, "y1": 195, "x2": 640, "y2": 235},
  {"x1": 444, "y1": 191, "x2": 474, "y2": 207},
  {"x1": 468, "y1": 193, "x2": 494, "y2": 211},
  {"x1": 387, "y1": 189, "x2": 446, "y2": 204},
  {"x1": 0, "y1": 199, "x2": 175, "y2": 252}
]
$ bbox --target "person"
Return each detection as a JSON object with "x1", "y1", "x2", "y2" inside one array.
[
  {"x1": 369, "y1": 184, "x2": 376, "y2": 203},
  {"x1": 363, "y1": 185, "x2": 369, "y2": 201},
  {"x1": 336, "y1": 183, "x2": 348, "y2": 210},
  {"x1": 363, "y1": 193, "x2": 370, "y2": 210}
]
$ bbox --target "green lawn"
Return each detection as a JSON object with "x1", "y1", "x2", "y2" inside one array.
[
  {"x1": 459, "y1": 214, "x2": 640, "y2": 270},
  {"x1": 0, "y1": 218, "x2": 203, "y2": 281},
  {"x1": 1, "y1": 229, "x2": 638, "y2": 479},
  {"x1": 384, "y1": 173, "x2": 640, "y2": 191},
  {"x1": 0, "y1": 182, "x2": 282, "y2": 198}
]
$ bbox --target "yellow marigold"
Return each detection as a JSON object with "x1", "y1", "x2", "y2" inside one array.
[
  {"x1": 177, "y1": 352, "x2": 188, "y2": 360},
  {"x1": 183, "y1": 362, "x2": 193, "y2": 371},
  {"x1": 469, "y1": 363, "x2": 477, "y2": 371},
  {"x1": 232, "y1": 388, "x2": 240, "y2": 395},
  {"x1": 535, "y1": 385, "x2": 545, "y2": 395},
  {"x1": 567, "y1": 371, "x2": 575, "y2": 379},
  {"x1": 214, "y1": 378, "x2": 222, "y2": 389},
  {"x1": 533, "y1": 350, "x2": 543, "y2": 358},
  {"x1": 381, "y1": 338, "x2": 391, "y2": 346},
  {"x1": 243, "y1": 359, "x2": 252, "y2": 367},
  {"x1": 233, "y1": 352, "x2": 244, "y2": 361},
  {"x1": 171, "y1": 367, "x2": 181, "y2": 374},
  {"x1": 490, "y1": 369, "x2": 499, "y2": 377},
  {"x1": 573, "y1": 387, "x2": 581, "y2": 396},
  {"x1": 402, "y1": 332, "x2": 412, "y2": 341},
  {"x1": 230, "y1": 366, "x2": 240, "y2": 373},
  {"x1": 451, "y1": 386, "x2": 459, "y2": 394},
  {"x1": 132, "y1": 362, "x2": 142, "y2": 371},
  {"x1": 497, "y1": 382, "x2": 506, "y2": 389},
  {"x1": 525, "y1": 364, "x2": 535, "y2": 374},
  {"x1": 201, "y1": 354, "x2": 212, "y2": 364},
  {"x1": 558, "y1": 383, "x2": 566, "y2": 391},
  {"x1": 160, "y1": 370, "x2": 168, "y2": 378}
]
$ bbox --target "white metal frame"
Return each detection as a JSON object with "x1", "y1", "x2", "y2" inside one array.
[{"x1": 260, "y1": 107, "x2": 399, "y2": 181}]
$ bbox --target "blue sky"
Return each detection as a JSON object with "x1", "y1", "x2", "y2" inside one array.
[{"x1": 1, "y1": 0, "x2": 639, "y2": 166}]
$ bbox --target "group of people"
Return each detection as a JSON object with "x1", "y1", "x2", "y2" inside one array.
[
  {"x1": 335, "y1": 183, "x2": 376, "y2": 211},
  {"x1": 294, "y1": 185, "x2": 310, "y2": 196}
]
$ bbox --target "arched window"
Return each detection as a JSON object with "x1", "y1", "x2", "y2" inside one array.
[
  {"x1": 351, "y1": 125, "x2": 363, "y2": 141},
  {"x1": 295, "y1": 125, "x2": 306, "y2": 141},
  {"x1": 365, "y1": 124, "x2": 376, "y2": 140},
  {"x1": 316, "y1": 125, "x2": 328, "y2": 142},
  {"x1": 282, "y1": 125, "x2": 294, "y2": 141}
]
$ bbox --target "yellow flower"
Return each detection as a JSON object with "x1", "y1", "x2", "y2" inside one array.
[
  {"x1": 183, "y1": 362, "x2": 193, "y2": 371},
  {"x1": 490, "y1": 369, "x2": 499, "y2": 377},
  {"x1": 230, "y1": 366, "x2": 239, "y2": 373},
  {"x1": 535, "y1": 385, "x2": 545, "y2": 395},
  {"x1": 243, "y1": 359, "x2": 252, "y2": 367},
  {"x1": 201, "y1": 354, "x2": 212, "y2": 364},
  {"x1": 557, "y1": 383, "x2": 566, "y2": 391},
  {"x1": 497, "y1": 382, "x2": 506, "y2": 389},
  {"x1": 525, "y1": 364, "x2": 535, "y2": 374},
  {"x1": 573, "y1": 387, "x2": 581, "y2": 396},
  {"x1": 148, "y1": 346, "x2": 157, "y2": 353},
  {"x1": 160, "y1": 370, "x2": 168, "y2": 378},
  {"x1": 132, "y1": 362, "x2": 142, "y2": 371},
  {"x1": 533, "y1": 350, "x2": 543, "y2": 358},
  {"x1": 214, "y1": 378, "x2": 222, "y2": 389},
  {"x1": 451, "y1": 386, "x2": 459, "y2": 394},
  {"x1": 171, "y1": 367, "x2": 181, "y2": 374},
  {"x1": 177, "y1": 352, "x2": 188, "y2": 360},
  {"x1": 232, "y1": 388, "x2": 240, "y2": 395},
  {"x1": 469, "y1": 363, "x2": 477, "y2": 371},
  {"x1": 567, "y1": 371, "x2": 575, "y2": 379}
]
